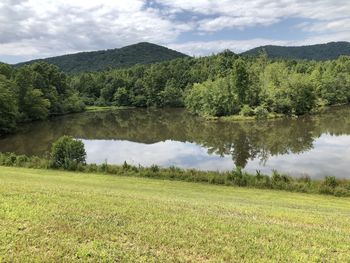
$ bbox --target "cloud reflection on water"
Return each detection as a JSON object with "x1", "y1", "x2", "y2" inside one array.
[{"x1": 83, "y1": 134, "x2": 350, "y2": 179}]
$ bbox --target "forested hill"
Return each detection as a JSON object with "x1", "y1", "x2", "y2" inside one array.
[
  {"x1": 15, "y1": 42, "x2": 188, "y2": 74},
  {"x1": 242, "y1": 42, "x2": 350, "y2": 60}
]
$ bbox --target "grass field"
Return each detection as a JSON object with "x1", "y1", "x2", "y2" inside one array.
[{"x1": 1, "y1": 167, "x2": 350, "y2": 262}]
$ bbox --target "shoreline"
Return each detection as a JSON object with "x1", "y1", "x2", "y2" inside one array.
[{"x1": 1, "y1": 152, "x2": 349, "y2": 197}]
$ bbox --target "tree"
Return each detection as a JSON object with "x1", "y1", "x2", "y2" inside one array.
[
  {"x1": 113, "y1": 87, "x2": 131, "y2": 106},
  {"x1": 232, "y1": 58, "x2": 249, "y2": 105},
  {"x1": 0, "y1": 77, "x2": 18, "y2": 134},
  {"x1": 22, "y1": 88, "x2": 50, "y2": 120},
  {"x1": 185, "y1": 77, "x2": 240, "y2": 117},
  {"x1": 51, "y1": 136, "x2": 86, "y2": 170},
  {"x1": 0, "y1": 63, "x2": 13, "y2": 79},
  {"x1": 288, "y1": 73, "x2": 316, "y2": 115},
  {"x1": 159, "y1": 79, "x2": 184, "y2": 107}
]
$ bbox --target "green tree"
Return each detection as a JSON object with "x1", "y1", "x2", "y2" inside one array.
[
  {"x1": 51, "y1": 136, "x2": 86, "y2": 170},
  {"x1": 22, "y1": 88, "x2": 50, "y2": 120},
  {"x1": 159, "y1": 80, "x2": 184, "y2": 107},
  {"x1": 185, "y1": 77, "x2": 239, "y2": 117},
  {"x1": 113, "y1": 87, "x2": 131, "y2": 106},
  {"x1": 0, "y1": 77, "x2": 18, "y2": 134},
  {"x1": 289, "y1": 73, "x2": 316, "y2": 115},
  {"x1": 232, "y1": 58, "x2": 249, "y2": 105},
  {"x1": 0, "y1": 63, "x2": 13, "y2": 79}
]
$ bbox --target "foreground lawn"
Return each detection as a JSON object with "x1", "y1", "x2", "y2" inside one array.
[{"x1": 0, "y1": 167, "x2": 350, "y2": 262}]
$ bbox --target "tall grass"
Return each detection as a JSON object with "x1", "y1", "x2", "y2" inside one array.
[{"x1": 0, "y1": 152, "x2": 349, "y2": 197}]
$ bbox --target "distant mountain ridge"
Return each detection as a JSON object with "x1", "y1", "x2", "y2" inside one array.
[
  {"x1": 242, "y1": 41, "x2": 350, "y2": 60},
  {"x1": 13, "y1": 41, "x2": 350, "y2": 74},
  {"x1": 15, "y1": 42, "x2": 188, "y2": 73}
]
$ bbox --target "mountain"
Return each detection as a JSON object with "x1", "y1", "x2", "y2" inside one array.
[
  {"x1": 15, "y1": 42, "x2": 188, "y2": 73},
  {"x1": 242, "y1": 42, "x2": 350, "y2": 60}
]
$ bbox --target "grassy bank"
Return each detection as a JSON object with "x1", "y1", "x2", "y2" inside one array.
[
  {"x1": 205, "y1": 112, "x2": 284, "y2": 122},
  {"x1": 0, "y1": 167, "x2": 349, "y2": 262},
  {"x1": 1, "y1": 152, "x2": 350, "y2": 197},
  {"x1": 85, "y1": 106, "x2": 134, "y2": 112}
]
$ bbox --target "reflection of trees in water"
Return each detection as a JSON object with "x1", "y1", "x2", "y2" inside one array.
[{"x1": 1, "y1": 106, "x2": 350, "y2": 168}]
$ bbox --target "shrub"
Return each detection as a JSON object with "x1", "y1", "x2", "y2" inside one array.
[
  {"x1": 50, "y1": 136, "x2": 86, "y2": 170},
  {"x1": 271, "y1": 170, "x2": 291, "y2": 189},
  {"x1": 227, "y1": 167, "x2": 248, "y2": 186},
  {"x1": 323, "y1": 176, "x2": 338, "y2": 188},
  {"x1": 1, "y1": 151, "x2": 350, "y2": 197},
  {"x1": 15, "y1": 155, "x2": 29, "y2": 167},
  {"x1": 150, "y1": 164, "x2": 160, "y2": 173},
  {"x1": 254, "y1": 105, "x2": 269, "y2": 120},
  {"x1": 240, "y1": 105, "x2": 254, "y2": 117},
  {"x1": 333, "y1": 187, "x2": 350, "y2": 197},
  {"x1": 319, "y1": 176, "x2": 339, "y2": 195},
  {"x1": 122, "y1": 161, "x2": 131, "y2": 170}
]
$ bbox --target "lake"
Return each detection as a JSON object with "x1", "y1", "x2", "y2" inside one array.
[{"x1": 1, "y1": 107, "x2": 350, "y2": 179}]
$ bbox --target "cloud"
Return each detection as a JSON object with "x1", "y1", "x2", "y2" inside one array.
[
  {"x1": 298, "y1": 18, "x2": 350, "y2": 33},
  {"x1": 168, "y1": 30, "x2": 350, "y2": 56},
  {"x1": 0, "y1": 0, "x2": 350, "y2": 62},
  {"x1": 158, "y1": 0, "x2": 350, "y2": 28},
  {"x1": 198, "y1": 16, "x2": 279, "y2": 32},
  {"x1": 167, "y1": 39, "x2": 288, "y2": 56},
  {"x1": 83, "y1": 139, "x2": 235, "y2": 171},
  {"x1": 0, "y1": 0, "x2": 190, "y2": 59}
]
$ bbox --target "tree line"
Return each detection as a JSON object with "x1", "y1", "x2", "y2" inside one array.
[
  {"x1": 1, "y1": 51, "x2": 350, "y2": 134},
  {"x1": 0, "y1": 62, "x2": 85, "y2": 135},
  {"x1": 70, "y1": 51, "x2": 350, "y2": 118}
]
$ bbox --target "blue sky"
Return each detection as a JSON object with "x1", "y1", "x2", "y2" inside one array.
[{"x1": 1, "y1": 0, "x2": 350, "y2": 63}]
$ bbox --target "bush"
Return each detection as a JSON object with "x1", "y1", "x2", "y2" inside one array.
[
  {"x1": 150, "y1": 164, "x2": 160, "y2": 173},
  {"x1": 227, "y1": 167, "x2": 249, "y2": 186},
  {"x1": 323, "y1": 176, "x2": 338, "y2": 188},
  {"x1": 15, "y1": 155, "x2": 29, "y2": 167},
  {"x1": 319, "y1": 176, "x2": 339, "y2": 195},
  {"x1": 254, "y1": 105, "x2": 269, "y2": 120},
  {"x1": 50, "y1": 136, "x2": 86, "y2": 170},
  {"x1": 240, "y1": 105, "x2": 254, "y2": 117}
]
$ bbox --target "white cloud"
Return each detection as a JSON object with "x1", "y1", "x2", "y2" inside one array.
[
  {"x1": 198, "y1": 16, "x2": 279, "y2": 32},
  {"x1": 158, "y1": 0, "x2": 350, "y2": 33},
  {"x1": 82, "y1": 135, "x2": 350, "y2": 179},
  {"x1": 168, "y1": 39, "x2": 290, "y2": 56},
  {"x1": 83, "y1": 139, "x2": 235, "y2": 171},
  {"x1": 0, "y1": 0, "x2": 350, "y2": 62},
  {"x1": 298, "y1": 18, "x2": 350, "y2": 33},
  {"x1": 0, "y1": 0, "x2": 191, "y2": 59},
  {"x1": 168, "y1": 31, "x2": 350, "y2": 56}
]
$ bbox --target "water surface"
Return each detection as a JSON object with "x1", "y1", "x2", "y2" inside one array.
[{"x1": 1, "y1": 107, "x2": 350, "y2": 179}]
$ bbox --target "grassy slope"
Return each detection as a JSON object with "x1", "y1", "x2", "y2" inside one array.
[{"x1": 0, "y1": 167, "x2": 350, "y2": 262}]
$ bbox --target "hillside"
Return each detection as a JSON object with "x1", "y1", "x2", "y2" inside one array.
[
  {"x1": 1, "y1": 166, "x2": 350, "y2": 262},
  {"x1": 242, "y1": 41, "x2": 350, "y2": 60},
  {"x1": 15, "y1": 42, "x2": 188, "y2": 73}
]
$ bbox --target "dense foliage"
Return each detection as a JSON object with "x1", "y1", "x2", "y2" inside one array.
[
  {"x1": 242, "y1": 41, "x2": 350, "y2": 60},
  {"x1": 0, "y1": 62, "x2": 85, "y2": 135},
  {"x1": 69, "y1": 50, "x2": 238, "y2": 107},
  {"x1": 50, "y1": 136, "x2": 86, "y2": 170},
  {"x1": 3, "y1": 46, "x2": 350, "y2": 134},
  {"x1": 16, "y1": 42, "x2": 188, "y2": 74},
  {"x1": 69, "y1": 50, "x2": 350, "y2": 118}
]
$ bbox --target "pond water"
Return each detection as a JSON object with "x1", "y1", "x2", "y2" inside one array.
[{"x1": 1, "y1": 107, "x2": 350, "y2": 179}]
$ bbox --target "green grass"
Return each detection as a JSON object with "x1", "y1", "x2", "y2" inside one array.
[
  {"x1": 85, "y1": 106, "x2": 133, "y2": 112},
  {"x1": 0, "y1": 168, "x2": 350, "y2": 262},
  {"x1": 204, "y1": 113, "x2": 284, "y2": 122}
]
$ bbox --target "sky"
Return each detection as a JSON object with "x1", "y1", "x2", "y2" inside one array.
[{"x1": 1, "y1": 0, "x2": 350, "y2": 63}]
